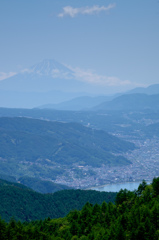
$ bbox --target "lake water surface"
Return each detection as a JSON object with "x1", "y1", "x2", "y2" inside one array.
[{"x1": 91, "y1": 181, "x2": 151, "y2": 192}]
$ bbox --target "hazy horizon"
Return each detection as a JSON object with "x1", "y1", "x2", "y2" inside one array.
[{"x1": 0, "y1": 0, "x2": 159, "y2": 97}]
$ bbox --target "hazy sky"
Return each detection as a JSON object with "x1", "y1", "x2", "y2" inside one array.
[{"x1": 0, "y1": 0, "x2": 159, "y2": 93}]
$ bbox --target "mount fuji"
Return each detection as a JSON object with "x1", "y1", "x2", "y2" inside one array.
[
  {"x1": 0, "y1": 59, "x2": 96, "y2": 108},
  {"x1": 0, "y1": 59, "x2": 87, "y2": 93}
]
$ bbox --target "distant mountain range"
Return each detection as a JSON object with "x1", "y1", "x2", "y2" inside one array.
[
  {"x1": 0, "y1": 59, "x2": 91, "y2": 108},
  {"x1": 0, "y1": 59, "x2": 112, "y2": 108},
  {"x1": 0, "y1": 58, "x2": 158, "y2": 109},
  {"x1": 37, "y1": 95, "x2": 115, "y2": 111},
  {"x1": 0, "y1": 59, "x2": 77, "y2": 92},
  {"x1": 0, "y1": 89, "x2": 89, "y2": 109},
  {"x1": 37, "y1": 84, "x2": 159, "y2": 111},
  {"x1": 127, "y1": 84, "x2": 159, "y2": 95},
  {"x1": 93, "y1": 93, "x2": 159, "y2": 111}
]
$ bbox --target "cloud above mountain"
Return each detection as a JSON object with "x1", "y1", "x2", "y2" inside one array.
[
  {"x1": 0, "y1": 72, "x2": 16, "y2": 81},
  {"x1": 58, "y1": 4, "x2": 116, "y2": 18},
  {"x1": 66, "y1": 65, "x2": 134, "y2": 87},
  {"x1": 0, "y1": 58, "x2": 143, "y2": 91}
]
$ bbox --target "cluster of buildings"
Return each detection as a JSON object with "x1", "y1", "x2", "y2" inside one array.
[{"x1": 54, "y1": 137, "x2": 159, "y2": 189}]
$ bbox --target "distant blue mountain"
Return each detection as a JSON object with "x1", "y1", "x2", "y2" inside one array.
[
  {"x1": 37, "y1": 95, "x2": 115, "y2": 111},
  {"x1": 38, "y1": 84, "x2": 159, "y2": 111},
  {"x1": 0, "y1": 59, "x2": 94, "y2": 108},
  {"x1": 0, "y1": 59, "x2": 85, "y2": 92},
  {"x1": 127, "y1": 84, "x2": 159, "y2": 95},
  {"x1": 93, "y1": 93, "x2": 159, "y2": 111},
  {"x1": 0, "y1": 89, "x2": 87, "y2": 108},
  {"x1": 0, "y1": 59, "x2": 158, "y2": 109}
]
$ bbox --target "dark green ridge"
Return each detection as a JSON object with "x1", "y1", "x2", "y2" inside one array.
[{"x1": 0, "y1": 178, "x2": 116, "y2": 222}]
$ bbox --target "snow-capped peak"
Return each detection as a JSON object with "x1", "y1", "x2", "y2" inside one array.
[{"x1": 27, "y1": 59, "x2": 74, "y2": 79}]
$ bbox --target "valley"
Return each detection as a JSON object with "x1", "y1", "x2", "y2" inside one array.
[
  {"x1": 1, "y1": 3, "x2": 159, "y2": 237},
  {"x1": 0, "y1": 105, "x2": 159, "y2": 190},
  {"x1": 0, "y1": 77, "x2": 159, "y2": 191},
  {"x1": 53, "y1": 136, "x2": 159, "y2": 188}
]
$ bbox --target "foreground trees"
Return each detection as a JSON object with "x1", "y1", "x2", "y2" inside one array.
[{"x1": 1, "y1": 178, "x2": 159, "y2": 239}]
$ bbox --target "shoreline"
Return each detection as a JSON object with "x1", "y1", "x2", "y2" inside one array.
[{"x1": 87, "y1": 180, "x2": 152, "y2": 192}]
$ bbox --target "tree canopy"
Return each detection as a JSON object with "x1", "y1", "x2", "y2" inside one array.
[{"x1": 0, "y1": 178, "x2": 159, "y2": 239}]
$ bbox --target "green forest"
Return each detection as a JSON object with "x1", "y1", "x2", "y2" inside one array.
[
  {"x1": 0, "y1": 179, "x2": 116, "y2": 222},
  {"x1": 1, "y1": 178, "x2": 159, "y2": 239}
]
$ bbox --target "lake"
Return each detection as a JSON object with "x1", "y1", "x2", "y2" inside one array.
[{"x1": 91, "y1": 181, "x2": 151, "y2": 192}]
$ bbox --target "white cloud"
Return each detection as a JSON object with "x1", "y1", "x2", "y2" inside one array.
[
  {"x1": 21, "y1": 68, "x2": 33, "y2": 73},
  {"x1": 67, "y1": 66, "x2": 132, "y2": 87},
  {"x1": 51, "y1": 69, "x2": 72, "y2": 79},
  {"x1": 0, "y1": 72, "x2": 16, "y2": 81},
  {"x1": 58, "y1": 4, "x2": 116, "y2": 18}
]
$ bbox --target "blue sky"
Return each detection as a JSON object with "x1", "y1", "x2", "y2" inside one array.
[{"x1": 0, "y1": 0, "x2": 159, "y2": 94}]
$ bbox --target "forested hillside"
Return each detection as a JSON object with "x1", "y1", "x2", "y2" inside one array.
[
  {"x1": 0, "y1": 179, "x2": 116, "y2": 222},
  {"x1": 0, "y1": 174, "x2": 71, "y2": 193},
  {"x1": 0, "y1": 117, "x2": 134, "y2": 182},
  {"x1": 18, "y1": 176, "x2": 72, "y2": 193},
  {"x1": 1, "y1": 106, "x2": 159, "y2": 138},
  {"x1": 0, "y1": 179, "x2": 159, "y2": 239}
]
